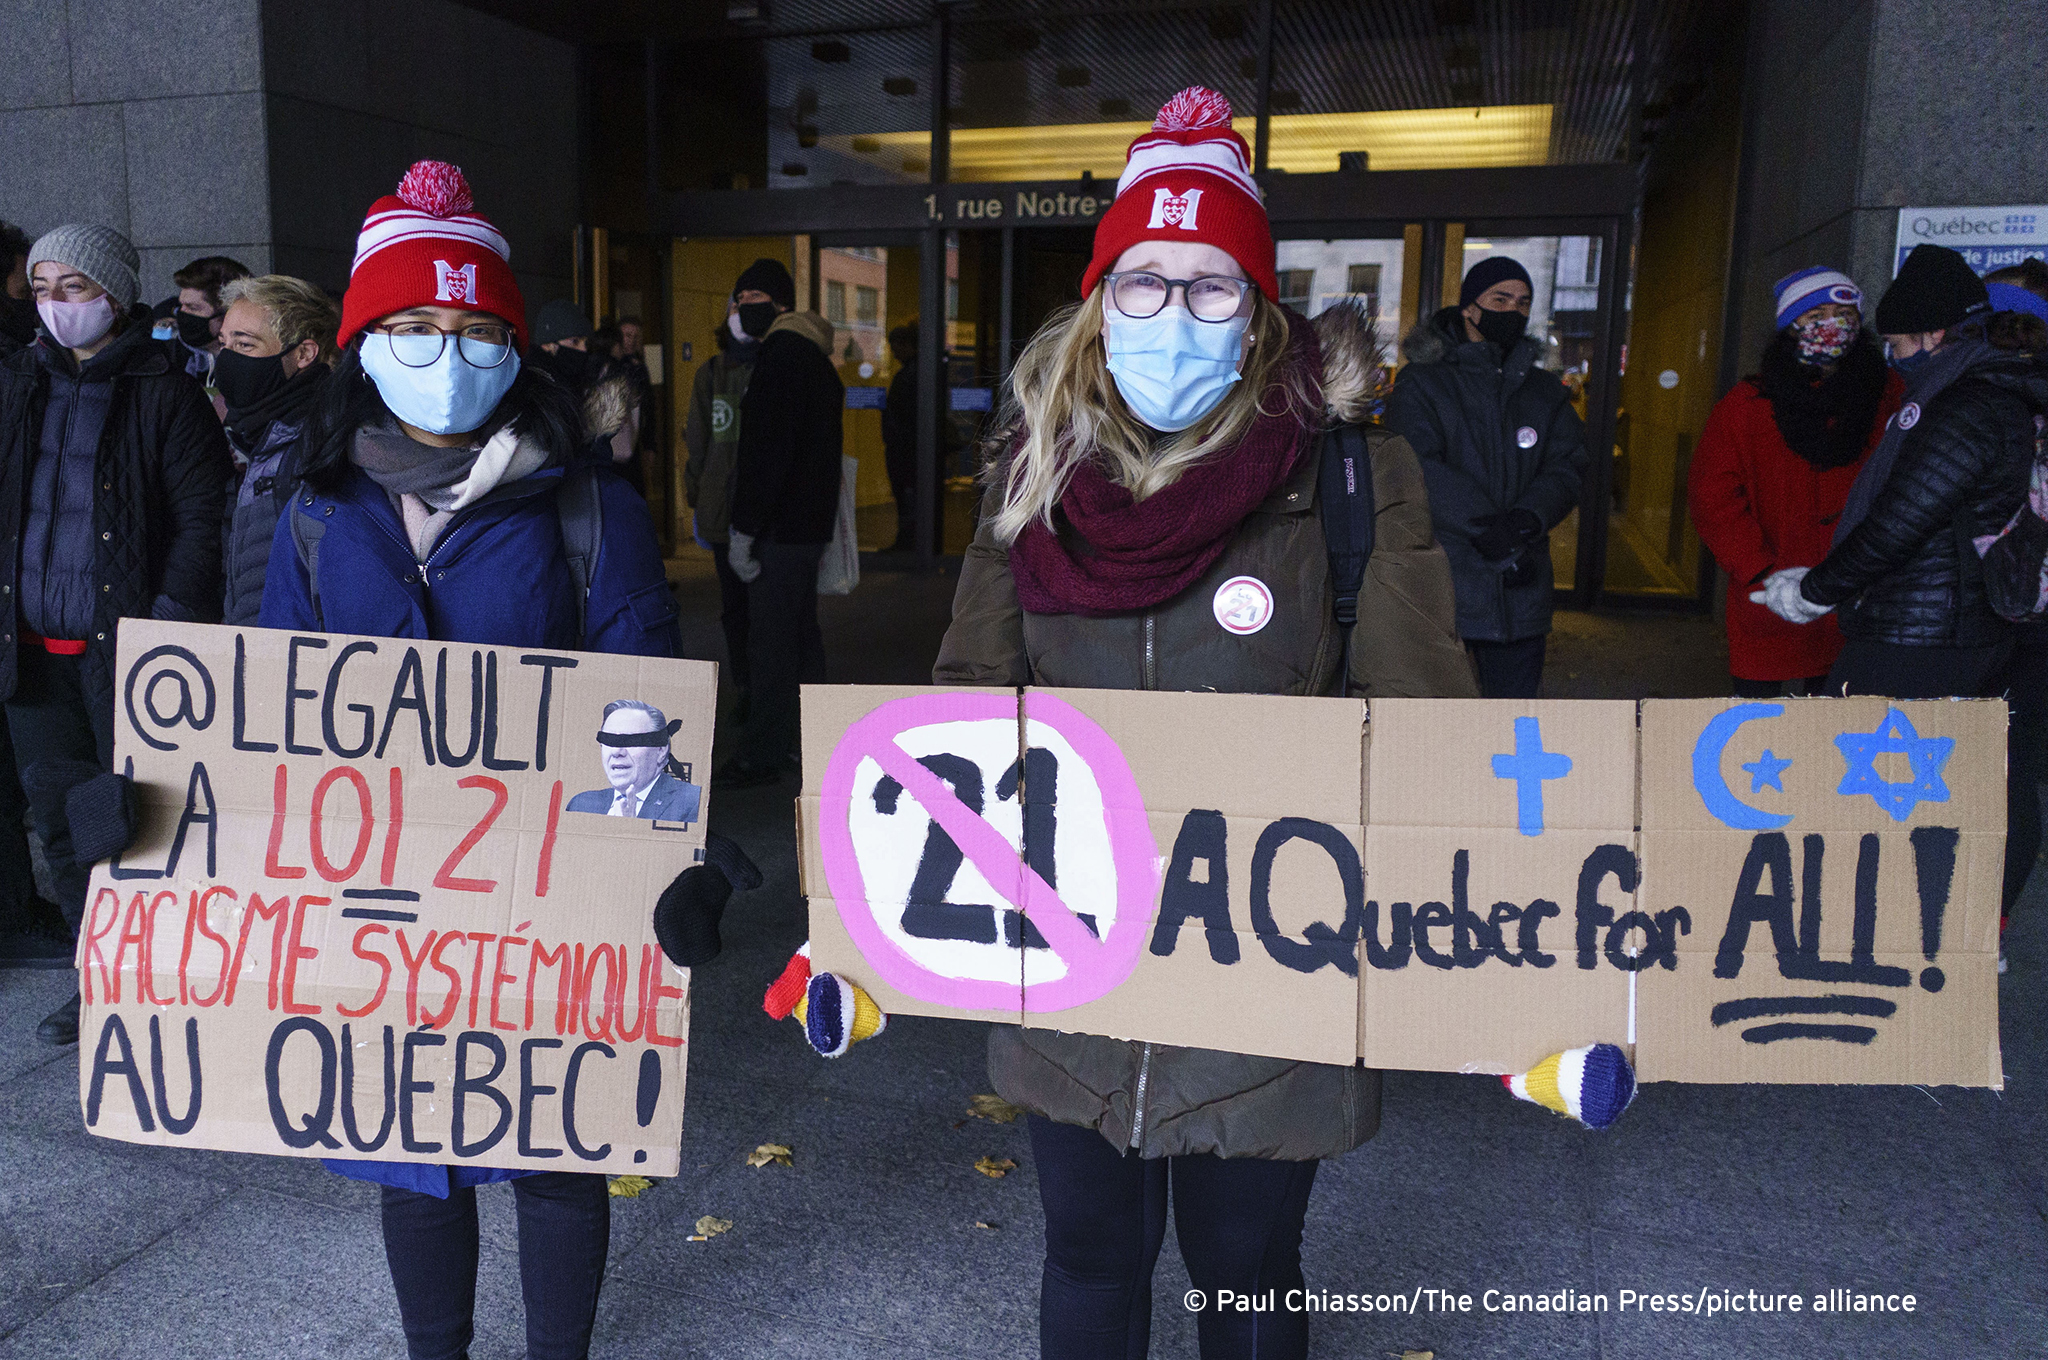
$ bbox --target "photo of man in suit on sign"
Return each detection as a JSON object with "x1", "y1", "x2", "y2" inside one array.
[{"x1": 565, "y1": 699, "x2": 703, "y2": 824}]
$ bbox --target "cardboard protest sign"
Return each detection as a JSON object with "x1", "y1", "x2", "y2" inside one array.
[
  {"x1": 1362, "y1": 700, "x2": 1640, "y2": 1073},
  {"x1": 78, "y1": 621, "x2": 713, "y2": 1175},
  {"x1": 801, "y1": 686, "x2": 2005, "y2": 1088},
  {"x1": 802, "y1": 686, "x2": 1366, "y2": 1064},
  {"x1": 1636, "y1": 698, "x2": 2004, "y2": 1086},
  {"x1": 1015, "y1": 689, "x2": 1364, "y2": 1067}
]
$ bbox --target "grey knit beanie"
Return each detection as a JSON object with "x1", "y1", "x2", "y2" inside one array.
[{"x1": 28, "y1": 224, "x2": 141, "y2": 312}]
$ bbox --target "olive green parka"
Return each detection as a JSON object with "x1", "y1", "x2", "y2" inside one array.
[{"x1": 933, "y1": 303, "x2": 1478, "y2": 1160}]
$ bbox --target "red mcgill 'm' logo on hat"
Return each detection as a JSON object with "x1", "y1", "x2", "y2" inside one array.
[
  {"x1": 1083, "y1": 87, "x2": 1278, "y2": 303},
  {"x1": 337, "y1": 160, "x2": 528, "y2": 349}
]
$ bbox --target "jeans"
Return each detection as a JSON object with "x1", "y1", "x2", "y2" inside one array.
[
  {"x1": 1029, "y1": 1115, "x2": 1319, "y2": 1360},
  {"x1": 736, "y1": 539, "x2": 826, "y2": 767},
  {"x1": 3, "y1": 646, "x2": 112, "y2": 931},
  {"x1": 1465, "y1": 635, "x2": 1547, "y2": 699},
  {"x1": 380, "y1": 1172, "x2": 610, "y2": 1360}
]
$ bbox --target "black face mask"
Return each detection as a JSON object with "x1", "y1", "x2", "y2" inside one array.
[
  {"x1": 176, "y1": 310, "x2": 216, "y2": 348},
  {"x1": 537, "y1": 345, "x2": 599, "y2": 388},
  {"x1": 0, "y1": 293, "x2": 35, "y2": 345},
  {"x1": 736, "y1": 301, "x2": 779, "y2": 339},
  {"x1": 212, "y1": 347, "x2": 291, "y2": 411},
  {"x1": 1472, "y1": 306, "x2": 1529, "y2": 351}
]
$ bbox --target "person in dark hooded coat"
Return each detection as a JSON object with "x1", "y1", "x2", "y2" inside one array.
[{"x1": 1383, "y1": 256, "x2": 1589, "y2": 698}]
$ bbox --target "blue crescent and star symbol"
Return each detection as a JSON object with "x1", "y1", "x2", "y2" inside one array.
[{"x1": 1690, "y1": 702, "x2": 1953, "y2": 828}]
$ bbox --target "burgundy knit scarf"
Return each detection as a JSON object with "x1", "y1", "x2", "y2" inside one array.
[{"x1": 1010, "y1": 312, "x2": 1321, "y2": 616}]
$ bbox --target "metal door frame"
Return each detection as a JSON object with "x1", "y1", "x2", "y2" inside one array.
[{"x1": 658, "y1": 167, "x2": 1637, "y2": 579}]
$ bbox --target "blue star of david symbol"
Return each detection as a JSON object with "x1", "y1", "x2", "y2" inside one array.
[
  {"x1": 1741, "y1": 749, "x2": 1792, "y2": 793},
  {"x1": 1835, "y1": 708, "x2": 1953, "y2": 822}
]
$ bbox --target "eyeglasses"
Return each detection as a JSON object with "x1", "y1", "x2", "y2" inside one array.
[
  {"x1": 1103, "y1": 272, "x2": 1254, "y2": 323},
  {"x1": 371, "y1": 320, "x2": 515, "y2": 368}
]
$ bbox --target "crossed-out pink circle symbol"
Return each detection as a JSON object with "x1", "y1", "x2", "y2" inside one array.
[{"x1": 818, "y1": 691, "x2": 1161, "y2": 1012}]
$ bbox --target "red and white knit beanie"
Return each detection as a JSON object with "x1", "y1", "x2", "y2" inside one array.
[
  {"x1": 337, "y1": 160, "x2": 527, "y2": 350},
  {"x1": 1081, "y1": 88, "x2": 1277, "y2": 304}
]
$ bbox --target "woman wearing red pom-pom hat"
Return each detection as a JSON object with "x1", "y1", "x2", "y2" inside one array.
[
  {"x1": 932, "y1": 89, "x2": 1475, "y2": 1358},
  {"x1": 259, "y1": 162, "x2": 719, "y2": 1360}
]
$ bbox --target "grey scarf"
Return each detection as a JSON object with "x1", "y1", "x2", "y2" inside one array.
[
  {"x1": 352, "y1": 423, "x2": 486, "y2": 510},
  {"x1": 1832, "y1": 335, "x2": 1995, "y2": 547},
  {"x1": 351, "y1": 421, "x2": 551, "y2": 558}
]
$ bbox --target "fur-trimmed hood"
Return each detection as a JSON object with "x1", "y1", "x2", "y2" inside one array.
[
  {"x1": 1310, "y1": 297, "x2": 1392, "y2": 424},
  {"x1": 580, "y1": 370, "x2": 637, "y2": 442},
  {"x1": 1399, "y1": 305, "x2": 1469, "y2": 366}
]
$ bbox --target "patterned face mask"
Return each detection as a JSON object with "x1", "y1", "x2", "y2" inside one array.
[{"x1": 1793, "y1": 314, "x2": 1858, "y2": 364}]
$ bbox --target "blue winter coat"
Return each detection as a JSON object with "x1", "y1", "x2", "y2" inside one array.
[
  {"x1": 260, "y1": 461, "x2": 680, "y2": 657},
  {"x1": 259, "y1": 454, "x2": 680, "y2": 1196}
]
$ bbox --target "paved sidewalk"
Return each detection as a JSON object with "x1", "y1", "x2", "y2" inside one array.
[{"x1": 0, "y1": 574, "x2": 2040, "y2": 1359}]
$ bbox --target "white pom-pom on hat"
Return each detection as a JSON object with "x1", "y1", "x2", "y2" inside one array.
[{"x1": 1153, "y1": 87, "x2": 1234, "y2": 132}]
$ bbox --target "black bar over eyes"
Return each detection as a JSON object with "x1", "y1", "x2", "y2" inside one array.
[{"x1": 596, "y1": 719, "x2": 682, "y2": 747}]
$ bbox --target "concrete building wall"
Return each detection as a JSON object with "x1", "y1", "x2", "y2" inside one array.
[
  {"x1": 1, "y1": 0, "x2": 577, "y2": 310},
  {"x1": 1732, "y1": 0, "x2": 2048, "y2": 363},
  {"x1": 260, "y1": 0, "x2": 580, "y2": 307},
  {"x1": 0, "y1": 0, "x2": 272, "y2": 301}
]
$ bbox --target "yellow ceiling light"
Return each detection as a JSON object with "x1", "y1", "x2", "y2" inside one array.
[
  {"x1": 1267, "y1": 104, "x2": 1553, "y2": 173},
  {"x1": 820, "y1": 104, "x2": 1553, "y2": 182}
]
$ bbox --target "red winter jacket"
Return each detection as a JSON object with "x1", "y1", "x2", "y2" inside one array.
[{"x1": 1687, "y1": 373, "x2": 1902, "y2": 681}]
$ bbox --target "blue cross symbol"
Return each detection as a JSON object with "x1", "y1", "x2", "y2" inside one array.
[{"x1": 1491, "y1": 716, "x2": 1573, "y2": 837}]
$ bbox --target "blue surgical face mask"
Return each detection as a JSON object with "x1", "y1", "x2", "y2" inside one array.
[
  {"x1": 359, "y1": 331, "x2": 521, "y2": 436},
  {"x1": 1103, "y1": 305, "x2": 1249, "y2": 433}
]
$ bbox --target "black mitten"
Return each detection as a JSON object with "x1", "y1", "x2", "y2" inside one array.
[
  {"x1": 702, "y1": 830, "x2": 764, "y2": 892},
  {"x1": 654, "y1": 832, "x2": 763, "y2": 967},
  {"x1": 1472, "y1": 508, "x2": 1543, "y2": 562},
  {"x1": 1471, "y1": 512, "x2": 1519, "y2": 562},
  {"x1": 18, "y1": 758, "x2": 100, "y2": 810},
  {"x1": 22, "y1": 759, "x2": 139, "y2": 864},
  {"x1": 67, "y1": 772, "x2": 140, "y2": 864}
]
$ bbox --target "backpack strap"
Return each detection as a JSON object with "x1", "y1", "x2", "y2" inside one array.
[
  {"x1": 287, "y1": 495, "x2": 327, "y2": 629},
  {"x1": 555, "y1": 465, "x2": 605, "y2": 647},
  {"x1": 1317, "y1": 421, "x2": 1377, "y2": 693}
]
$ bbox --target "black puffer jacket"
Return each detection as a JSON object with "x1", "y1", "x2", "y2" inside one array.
[
  {"x1": 0, "y1": 325, "x2": 231, "y2": 720},
  {"x1": 1802, "y1": 344, "x2": 2048, "y2": 646},
  {"x1": 222, "y1": 416, "x2": 311, "y2": 626},
  {"x1": 1383, "y1": 308, "x2": 1589, "y2": 643}
]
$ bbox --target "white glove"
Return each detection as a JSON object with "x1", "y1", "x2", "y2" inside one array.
[
  {"x1": 727, "y1": 530, "x2": 762, "y2": 584},
  {"x1": 1749, "y1": 567, "x2": 1832, "y2": 625}
]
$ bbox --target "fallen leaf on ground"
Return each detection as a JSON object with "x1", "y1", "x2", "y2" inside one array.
[
  {"x1": 691, "y1": 1215, "x2": 733, "y2": 1241},
  {"x1": 747, "y1": 1142, "x2": 794, "y2": 1168},
  {"x1": 967, "y1": 1093, "x2": 1025, "y2": 1123},
  {"x1": 606, "y1": 1175, "x2": 655, "y2": 1198},
  {"x1": 974, "y1": 1156, "x2": 1018, "y2": 1178}
]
